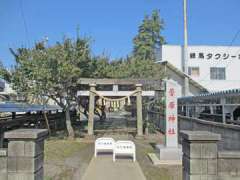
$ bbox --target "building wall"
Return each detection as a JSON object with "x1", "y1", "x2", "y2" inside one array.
[
  {"x1": 0, "y1": 79, "x2": 5, "y2": 92},
  {"x1": 161, "y1": 45, "x2": 183, "y2": 70},
  {"x1": 160, "y1": 45, "x2": 240, "y2": 91},
  {"x1": 166, "y1": 67, "x2": 205, "y2": 96}
]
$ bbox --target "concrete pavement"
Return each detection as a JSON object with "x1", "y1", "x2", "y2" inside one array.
[{"x1": 82, "y1": 154, "x2": 146, "y2": 180}]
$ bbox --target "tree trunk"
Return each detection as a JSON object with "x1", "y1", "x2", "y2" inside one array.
[
  {"x1": 65, "y1": 108, "x2": 75, "y2": 139},
  {"x1": 43, "y1": 112, "x2": 51, "y2": 136}
]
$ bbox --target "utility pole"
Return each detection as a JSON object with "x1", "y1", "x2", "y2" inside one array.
[{"x1": 183, "y1": 0, "x2": 189, "y2": 96}]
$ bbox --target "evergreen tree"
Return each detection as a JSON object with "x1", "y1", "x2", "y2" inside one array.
[{"x1": 133, "y1": 10, "x2": 165, "y2": 60}]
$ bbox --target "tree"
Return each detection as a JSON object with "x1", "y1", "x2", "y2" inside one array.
[
  {"x1": 10, "y1": 36, "x2": 91, "y2": 138},
  {"x1": 133, "y1": 10, "x2": 165, "y2": 60},
  {"x1": 90, "y1": 55, "x2": 112, "y2": 78},
  {"x1": 0, "y1": 61, "x2": 11, "y2": 82},
  {"x1": 107, "y1": 57, "x2": 165, "y2": 79}
]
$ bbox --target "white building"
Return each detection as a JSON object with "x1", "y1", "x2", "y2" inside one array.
[
  {"x1": 160, "y1": 61, "x2": 207, "y2": 96},
  {"x1": 0, "y1": 78, "x2": 17, "y2": 101},
  {"x1": 159, "y1": 45, "x2": 240, "y2": 92}
]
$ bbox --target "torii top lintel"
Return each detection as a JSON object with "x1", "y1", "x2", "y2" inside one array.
[{"x1": 77, "y1": 78, "x2": 164, "y2": 90}]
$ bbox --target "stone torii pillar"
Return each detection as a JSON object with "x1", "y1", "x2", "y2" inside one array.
[
  {"x1": 136, "y1": 84, "x2": 143, "y2": 136},
  {"x1": 88, "y1": 83, "x2": 96, "y2": 135}
]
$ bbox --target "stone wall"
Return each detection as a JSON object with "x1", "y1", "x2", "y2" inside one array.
[
  {"x1": 179, "y1": 115, "x2": 240, "y2": 151},
  {"x1": 0, "y1": 149, "x2": 7, "y2": 179},
  {"x1": 217, "y1": 151, "x2": 240, "y2": 180},
  {"x1": 181, "y1": 130, "x2": 240, "y2": 180},
  {"x1": 0, "y1": 129, "x2": 48, "y2": 180}
]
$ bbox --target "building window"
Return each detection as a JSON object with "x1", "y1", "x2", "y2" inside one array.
[
  {"x1": 189, "y1": 53, "x2": 196, "y2": 59},
  {"x1": 198, "y1": 53, "x2": 204, "y2": 59},
  {"x1": 188, "y1": 67, "x2": 200, "y2": 77},
  {"x1": 210, "y1": 67, "x2": 226, "y2": 80}
]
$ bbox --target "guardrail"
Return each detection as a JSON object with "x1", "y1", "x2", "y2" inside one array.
[
  {"x1": 0, "y1": 113, "x2": 64, "y2": 129},
  {"x1": 0, "y1": 113, "x2": 66, "y2": 147}
]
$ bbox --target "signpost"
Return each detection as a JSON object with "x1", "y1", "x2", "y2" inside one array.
[
  {"x1": 165, "y1": 80, "x2": 178, "y2": 148},
  {"x1": 149, "y1": 80, "x2": 182, "y2": 165}
]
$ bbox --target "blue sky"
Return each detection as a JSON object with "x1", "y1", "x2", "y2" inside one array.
[{"x1": 1, "y1": 0, "x2": 240, "y2": 67}]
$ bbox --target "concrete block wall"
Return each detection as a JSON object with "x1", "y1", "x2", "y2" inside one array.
[
  {"x1": 217, "y1": 151, "x2": 240, "y2": 180},
  {"x1": 0, "y1": 149, "x2": 8, "y2": 180},
  {"x1": 0, "y1": 129, "x2": 48, "y2": 180},
  {"x1": 179, "y1": 115, "x2": 240, "y2": 150},
  {"x1": 181, "y1": 131, "x2": 220, "y2": 180},
  {"x1": 181, "y1": 130, "x2": 240, "y2": 180}
]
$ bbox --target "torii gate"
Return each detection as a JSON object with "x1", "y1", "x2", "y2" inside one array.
[{"x1": 77, "y1": 78, "x2": 161, "y2": 136}]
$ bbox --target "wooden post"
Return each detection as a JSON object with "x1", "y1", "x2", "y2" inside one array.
[
  {"x1": 145, "y1": 109, "x2": 149, "y2": 135},
  {"x1": 136, "y1": 84, "x2": 143, "y2": 136},
  {"x1": 0, "y1": 127, "x2": 3, "y2": 148},
  {"x1": 88, "y1": 83, "x2": 96, "y2": 135}
]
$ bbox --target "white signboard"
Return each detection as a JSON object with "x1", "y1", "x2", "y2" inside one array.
[{"x1": 165, "y1": 80, "x2": 179, "y2": 148}]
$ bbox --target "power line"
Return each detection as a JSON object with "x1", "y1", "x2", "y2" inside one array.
[{"x1": 19, "y1": 0, "x2": 30, "y2": 47}]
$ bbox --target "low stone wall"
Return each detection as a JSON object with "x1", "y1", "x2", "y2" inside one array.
[
  {"x1": 218, "y1": 151, "x2": 240, "y2": 180},
  {"x1": 0, "y1": 129, "x2": 48, "y2": 180},
  {"x1": 0, "y1": 148, "x2": 7, "y2": 179},
  {"x1": 181, "y1": 130, "x2": 240, "y2": 180},
  {"x1": 179, "y1": 115, "x2": 240, "y2": 151}
]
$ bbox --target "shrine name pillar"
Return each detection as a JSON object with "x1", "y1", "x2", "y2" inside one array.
[
  {"x1": 136, "y1": 84, "x2": 143, "y2": 136},
  {"x1": 88, "y1": 83, "x2": 96, "y2": 135}
]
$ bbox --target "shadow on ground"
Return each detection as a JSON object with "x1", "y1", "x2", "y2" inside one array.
[
  {"x1": 134, "y1": 133, "x2": 182, "y2": 180},
  {"x1": 44, "y1": 139, "x2": 94, "y2": 180},
  {"x1": 44, "y1": 132, "x2": 182, "y2": 180}
]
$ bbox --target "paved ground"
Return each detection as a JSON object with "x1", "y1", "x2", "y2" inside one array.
[
  {"x1": 94, "y1": 111, "x2": 136, "y2": 131},
  {"x1": 82, "y1": 155, "x2": 146, "y2": 180},
  {"x1": 44, "y1": 133, "x2": 181, "y2": 180},
  {"x1": 44, "y1": 111, "x2": 182, "y2": 180}
]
